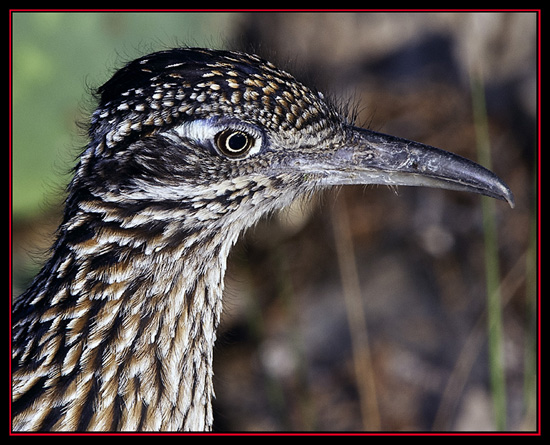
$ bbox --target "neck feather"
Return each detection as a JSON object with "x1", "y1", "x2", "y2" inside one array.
[{"x1": 12, "y1": 195, "x2": 243, "y2": 431}]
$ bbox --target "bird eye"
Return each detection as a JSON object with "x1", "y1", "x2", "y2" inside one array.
[{"x1": 215, "y1": 129, "x2": 255, "y2": 158}]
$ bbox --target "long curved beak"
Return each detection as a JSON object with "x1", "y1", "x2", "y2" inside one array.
[{"x1": 305, "y1": 126, "x2": 515, "y2": 208}]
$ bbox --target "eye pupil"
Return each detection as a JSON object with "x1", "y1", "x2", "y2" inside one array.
[
  {"x1": 227, "y1": 133, "x2": 247, "y2": 151},
  {"x1": 215, "y1": 129, "x2": 254, "y2": 158}
]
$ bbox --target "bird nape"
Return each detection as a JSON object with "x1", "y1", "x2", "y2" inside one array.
[{"x1": 11, "y1": 47, "x2": 514, "y2": 432}]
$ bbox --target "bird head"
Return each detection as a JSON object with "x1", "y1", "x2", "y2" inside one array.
[{"x1": 78, "y1": 47, "x2": 513, "y2": 231}]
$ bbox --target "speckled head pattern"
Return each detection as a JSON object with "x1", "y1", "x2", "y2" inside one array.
[{"x1": 90, "y1": 48, "x2": 345, "y2": 151}]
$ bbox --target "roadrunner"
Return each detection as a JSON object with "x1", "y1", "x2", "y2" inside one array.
[{"x1": 11, "y1": 47, "x2": 514, "y2": 432}]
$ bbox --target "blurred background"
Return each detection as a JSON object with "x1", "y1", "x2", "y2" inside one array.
[{"x1": 11, "y1": 11, "x2": 538, "y2": 432}]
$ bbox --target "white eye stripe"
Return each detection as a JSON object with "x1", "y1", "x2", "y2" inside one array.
[
  {"x1": 168, "y1": 119, "x2": 218, "y2": 143},
  {"x1": 162, "y1": 119, "x2": 263, "y2": 158}
]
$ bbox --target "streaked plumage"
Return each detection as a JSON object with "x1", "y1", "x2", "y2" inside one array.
[{"x1": 11, "y1": 47, "x2": 513, "y2": 432}]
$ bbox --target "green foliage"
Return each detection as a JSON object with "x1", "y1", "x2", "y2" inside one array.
[{"x1": 12, "y1": 11, "x2": 234, "y2": 217}]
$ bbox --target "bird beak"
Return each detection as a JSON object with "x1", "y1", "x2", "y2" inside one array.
[{"x1": 305, "y1": 126, "x2": 515, "y2": 208}]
